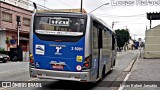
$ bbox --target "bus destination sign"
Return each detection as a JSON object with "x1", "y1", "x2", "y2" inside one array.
[{"x1": 49, "y1": 18, "x2": 70, "y2": 26}]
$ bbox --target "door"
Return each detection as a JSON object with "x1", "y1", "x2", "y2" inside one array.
[{"x1": 92, "y1": 21, "x2": 102, "y2": 79}]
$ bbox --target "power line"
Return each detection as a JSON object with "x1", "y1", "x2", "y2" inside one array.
[
  {"x1": 94, "y1": 13, "x2": 146, "y2": 18},
  {"x1": 27, "y1": 0, "x2": 52, "y2": 10},
  {"x1": 96, "y1": 0, "x2": 108, "y2": 14},
  {"x1": 93, "y1": 0, "x2": 105, "y2": 14},
  {"x1": 12, "y1": 0, "x2": 52, "y2": 10},
  {"x1": 95, "y1": 0, "x2": 106, "y2": 13},
  {"x1": 58, "y1": 0, "x2": 74, "y2": 8}
]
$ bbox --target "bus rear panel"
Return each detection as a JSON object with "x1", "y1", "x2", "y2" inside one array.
[
  {"x1": 30, "y1": 13, "x2": 92, "y2": 81},
  {"x1": 30, "y1": 13, "x2": 116, "y2": 82}
]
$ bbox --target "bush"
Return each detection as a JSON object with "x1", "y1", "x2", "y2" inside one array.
[{"x1": 0, "y1": 47, "x2": 5, "y2": 51}]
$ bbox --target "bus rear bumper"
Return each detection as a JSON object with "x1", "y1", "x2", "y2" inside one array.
[{"x1": 30, "y1": 68, "x2": 91, "y2": 82}]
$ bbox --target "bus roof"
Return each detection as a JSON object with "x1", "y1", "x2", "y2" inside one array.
[
  {"x1": 36, "y1": 9, "x2": 87, "y2": 13},
  {"x1": 35, "y1": 12, "x2": 87, "y2": 17},
  {"x1": 89, "y1": 14, "x2": 115, "y2": 34}
]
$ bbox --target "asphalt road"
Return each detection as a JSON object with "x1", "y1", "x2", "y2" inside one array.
[{"x1": 0, "y1": 50, "x2": 139, "y2": 90}]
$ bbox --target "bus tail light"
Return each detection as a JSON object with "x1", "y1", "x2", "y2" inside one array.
[
  {"x1": 29, "y1": 53, "x2": 34, "y2": 64},
  {"x1": 30, "y1": 59, "x2": 34, "y2": 63},
  {"x1": 82, "y1": 55, "x2": 92, "y2": 70}
]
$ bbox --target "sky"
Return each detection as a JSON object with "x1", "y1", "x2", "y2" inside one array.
[{"x1": 31, "y1": 0, "x2": 160, "y2": 41}]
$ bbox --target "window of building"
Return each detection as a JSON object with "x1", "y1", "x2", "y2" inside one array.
[
  {"x1": 2, "y1": 12, "x2": 12, "y2": 23},
  {"x1": 23, "y1": 18, "x2": 30, "y2": 26}
]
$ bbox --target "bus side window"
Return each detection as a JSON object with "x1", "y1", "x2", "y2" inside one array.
[
  {"x1": 112, "y1": 35, "x2": 115, "y2": 50},
  {"x1": 93, "y1": 22, "x2": 98, "y2": 49}
]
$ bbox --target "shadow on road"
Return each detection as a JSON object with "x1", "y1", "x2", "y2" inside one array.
[{"x1": 42, "y1": 80, "x2": 97, "y2": 90}]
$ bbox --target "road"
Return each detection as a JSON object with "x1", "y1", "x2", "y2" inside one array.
[{"x1": 0, "y1": 50, "x2": 139, "y2": 90}]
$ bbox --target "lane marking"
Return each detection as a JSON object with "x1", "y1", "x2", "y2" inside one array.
[
  {"x1": 118, "y1": 53, "x2": 140, "y2": 90},
  {"x1": 118, "y1": 72, "x2": 131, "y2": 90}
]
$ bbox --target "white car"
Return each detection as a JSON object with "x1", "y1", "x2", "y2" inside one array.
[{"x1": 0, "y1": 53, "x2": 10, "y2": 63}]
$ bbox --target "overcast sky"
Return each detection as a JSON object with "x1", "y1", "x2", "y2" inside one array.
[{"x1": 32, "y1": 0, "x2": 160, "y2": 41}]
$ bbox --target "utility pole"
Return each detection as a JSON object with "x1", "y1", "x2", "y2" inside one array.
[
  {"x1": 125, "y1": 26, "x2": 128, "y2": 30},
  {"x1": 16, "y1": 16, "x2": 20, "y2": 46},
  {"x1": 80, "y1": 0, "x2": 83, "y2": 12},
  {"x1": 16, "y1": 16, "x2": 22, "y2": 61},
  {"x1": 146, "y1": 25, "x2": 147, "y2": 31},
  {"x1": 112, "y1": 21, "x2": 119, "y2": 30}
]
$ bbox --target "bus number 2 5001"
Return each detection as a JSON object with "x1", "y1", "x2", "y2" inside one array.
[{"x1": 71, "y1": 47, "x2": 83, "y2": 51}]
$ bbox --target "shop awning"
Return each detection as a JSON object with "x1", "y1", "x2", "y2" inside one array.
[{"x1": 19, "y1": 37, "x2": 29, "y2": 41}]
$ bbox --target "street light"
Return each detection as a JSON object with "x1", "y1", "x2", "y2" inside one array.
[
  {"x1": 112, "y1": 21, "x2": 119, "y2": 30},
  {"x1": 89, "y1": 3, "x2": 109, "y2": 14}
]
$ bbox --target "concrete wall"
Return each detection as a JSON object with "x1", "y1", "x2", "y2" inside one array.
[{"x1": 144, "y1": 25, "x2": 160, "y2": 58}]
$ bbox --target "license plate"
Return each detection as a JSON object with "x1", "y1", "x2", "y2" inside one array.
[{"x1": 52, "y1": 65, "x2": 64, "y2": 69}]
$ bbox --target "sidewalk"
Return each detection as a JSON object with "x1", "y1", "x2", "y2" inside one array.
[{"x1": 123, "y1": 54, "x2": 160, "y2": 90}]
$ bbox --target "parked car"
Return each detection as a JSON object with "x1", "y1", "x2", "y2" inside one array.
[{"x1": 0, "y1": 53, "x2": 10, "y2": 63}]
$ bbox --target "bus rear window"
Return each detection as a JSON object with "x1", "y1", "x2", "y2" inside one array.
[{"x1": 35, "y1": 16, "x2": 86, "y2": 36}]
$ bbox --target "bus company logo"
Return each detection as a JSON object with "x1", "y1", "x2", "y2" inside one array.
[
  {"x1": 36, "y1": 46, "x2": 44, "y2": 51},
  {"x1": 55, "y1": 46, "x2": 62, "y2": 55},
  {"x1": 36, "y1": 44, "x2": 45, "y2": 55}
]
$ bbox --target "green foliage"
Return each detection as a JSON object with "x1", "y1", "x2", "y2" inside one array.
[
  {"x1": 6, "y1": 37, "x2": 10, "y2": 44},
  {"x1": 0, "y1": 47, "x2": 5, "y2": 51},
  {"x1": 115, "y1": 29, "x2": 130, "y2": 48}
]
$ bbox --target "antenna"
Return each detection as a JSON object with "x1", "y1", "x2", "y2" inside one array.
[{"x1": 33, "y1": 2, "x2": 37, "y2": 12}]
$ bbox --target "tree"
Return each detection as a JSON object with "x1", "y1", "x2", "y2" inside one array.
[{"x1": 115, "y1": 29, "x2": 130, "y2": 51}]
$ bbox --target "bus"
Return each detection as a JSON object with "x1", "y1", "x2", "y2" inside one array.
[{"x1": 29, "y1": 11, "x2": 117, "y2": 82}]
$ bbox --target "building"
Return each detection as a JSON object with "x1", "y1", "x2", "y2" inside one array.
[
  {"x1": 144, "y1": 25, "x2": 160, "y2": 58},
  {"x1": 0, "y1": 1, "x2": 32, "y2": 52},
  {"x1": 1, "y1": 0, "x2": 29, "y2": 9}
]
